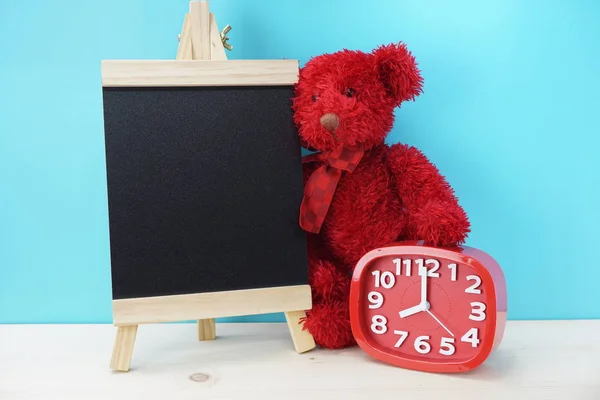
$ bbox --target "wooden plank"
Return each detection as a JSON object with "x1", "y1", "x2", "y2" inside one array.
[
  {"x1": 189, "y1": 1, "x2": 211, "y2": 60},
  {"x1": 0, "y1": 321, "x2": 598, "y2": 399},
  {"x1": 194, "y1": 8, "x2": 223, "y2": 344},
  {"x1": 112, "y1": 285, "x2": 312, "y2": 326},
  {"x1": 193, "y1": 6, "x2": 222, "y2": 343},
  {"x1": 101, "y1": 59, "x2": 299, "y2": 87},
  {"x1": 284, "y1": 310, "x2": 315, "y2": 353},
  {"x1": 176, "y1": 13, "x2": 193, "y2": 60},
  {"x1": 209, "y1": 13, "x2": 227, "y2": 60},
  {"x1": 109, "y1": 325, "x2": 137, "y2": 372},
  {"x1": 197, "y1": 318, "x2": 216, "y2": 341}
]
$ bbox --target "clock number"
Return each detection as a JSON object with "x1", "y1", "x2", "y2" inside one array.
[
  {"x1": 370, "y1": 315, "x2": 387, "y2": 334},
  {"x1": 371, "y1": 270, "x2": 380, "y2": 287},
  {"x1": 415, "y1": 259, "x2": 425, "y2": 276},
  {"x1": 367, "y1": 291, "x2": 384, "y2": 309},
  {"x1": 393, "y1": 330, "x2": 409, "y2": 348},
  {"x1": 439, "y1": 337, "x2": 456, "y2": 356},
  {"x1": 372, "y1": 270, "x2": 395, "y2": 289},
  {"x1": 393, "y1": 258, "x2": 401, "y2": 275},
  {"x1": 381, "y1": 272, "x2": 395, "y2": 288},
  {"x1": 465, "y1": 275, "x2": 482, "y2": 294},
  {"x1": 414, "y1": 336, "x2": 431, "y2": 354},
  {"x1": 393, "y1": 258, "x2": 412, "y2": 276},
  {"x1": 461, "y1": 328, "x2": 480, "y2": 347},
  {"x1": 403, "y1": 259, "x2": 412, "y2": 276},
  {"x1": 448, "y1": 263, "x2": 457, "y2": 281},
  {"x1": 469, "y1": 301, "x2": 486, "y2": 321},
  {"x1": 416, "y1": 259, "x2": 440, "y2": 277},
  {"x1": 426, "y1": 259, "x2": 440, "y2": 277}
]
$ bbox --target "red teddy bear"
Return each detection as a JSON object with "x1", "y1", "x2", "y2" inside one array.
[{"x1": 292, "y1": 43, "x2": 471, "y2": 349}]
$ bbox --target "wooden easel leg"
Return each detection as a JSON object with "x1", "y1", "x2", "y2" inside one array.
[
  {"x1": 284, "y1": 310, "x2": 316, "y2": 353},
  {"x1": 197, "y1": 319, "x2": 216, "y2": 341},
  {"x1": 110, "y1": 325, "x2": 138, "y2": 372},
  {"x1": 185, "y1": 2, "x2": 217, "y2": 345}
]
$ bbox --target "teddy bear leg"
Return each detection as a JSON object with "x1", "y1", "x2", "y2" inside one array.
[
  {"x1": 304, "y1": 260, "x2": 355, "y2": 349},
  {"x1": 304, "y1": 297, "x2": 355, "y2": 349}
]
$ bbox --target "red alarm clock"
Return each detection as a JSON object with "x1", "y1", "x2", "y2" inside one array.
[{"x1": 349, "y1": 241, "x2": 507, "y2": 373}]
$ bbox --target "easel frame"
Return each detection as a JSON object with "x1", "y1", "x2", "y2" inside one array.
[{"x1": 106, "y1": 0, "x2": 315, "y2": 372}]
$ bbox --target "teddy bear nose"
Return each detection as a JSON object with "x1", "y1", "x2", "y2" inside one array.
[{"x1": 320, "y1": 113, "x2": 340, "y2": 132}]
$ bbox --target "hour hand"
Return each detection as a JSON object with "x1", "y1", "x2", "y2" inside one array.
[{"x1": 399, "y1": 303, "x2": 424, "y2": 318}]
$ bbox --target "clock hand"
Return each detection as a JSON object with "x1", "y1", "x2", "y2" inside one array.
[
  {"x1": 420, "y1": 264, "x2": 428, "y2": 305},
  {"x1": 399, "y1": 301, "x2": 430, "y2": 318},
  {"x1": 399, "y1": 304, "x2": 422, "y2": 318},
  {"x1": 425, "y1": 309, "x2": 454, "y2": 337},
  {"x1": 399, "y1": 266, "x2": 429, "y2": 319}
]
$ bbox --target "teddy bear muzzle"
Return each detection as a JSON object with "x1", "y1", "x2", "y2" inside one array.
[{"x1": 320, "y1": 113, "x2": 340, "y2": 132}]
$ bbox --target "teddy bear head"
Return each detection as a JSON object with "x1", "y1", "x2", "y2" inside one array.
[{"x1": 292, "y1": 43, "x2": 423, "y2": 152}]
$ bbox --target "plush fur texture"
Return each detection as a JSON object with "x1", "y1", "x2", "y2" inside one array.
[{"x1": 292, "y1": 43, "x2": 471, "y2": 349}]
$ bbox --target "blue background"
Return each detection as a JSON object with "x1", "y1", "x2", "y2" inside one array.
[{"x1": 1, "y1": 0, "x2": 598, "y2": 324}]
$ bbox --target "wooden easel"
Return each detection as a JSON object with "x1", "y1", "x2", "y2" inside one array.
[
  {"x1": 108, "y1": 1, "x2": 316, "y2": 372},
  {"x1": 175, "y1": 0, "x2": 228, "y2": 344}
]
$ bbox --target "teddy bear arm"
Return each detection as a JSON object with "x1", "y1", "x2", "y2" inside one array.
[{"x1": 385, "y1": 144, "x2": 470, "y2": 246}]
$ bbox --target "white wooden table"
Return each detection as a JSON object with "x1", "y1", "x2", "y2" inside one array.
[{"x1": 0, "y1": 321, "x2": 598, "y2": 399}]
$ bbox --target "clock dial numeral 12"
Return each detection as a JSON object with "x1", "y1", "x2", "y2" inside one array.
[{"x1": 415, "y1": 259, "x2": 440, "y2": 277}]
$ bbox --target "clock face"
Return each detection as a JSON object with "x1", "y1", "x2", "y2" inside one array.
[{"x1": 350, "y1": 243, "x2": 503, "y2": 373}]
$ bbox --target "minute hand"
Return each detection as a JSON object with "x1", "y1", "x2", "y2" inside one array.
[
  {"x1": 420, "y1": 264, "x2": 428, "y2": 305},
  {"x1": 399, "y1": 266, "x2": 429, "y2": 319}
]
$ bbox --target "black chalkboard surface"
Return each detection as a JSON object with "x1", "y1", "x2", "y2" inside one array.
[
  {"x1": 100, "y1": 60, "x2": 312, "y2": 334},
  {"x1": 103, "y1": 85, "x2": 308, "y2": 300}
]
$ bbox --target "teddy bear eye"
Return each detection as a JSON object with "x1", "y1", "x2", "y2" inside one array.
[
  {"x1": 312, "y1": 94, "x2": 318, "y2": 102},
  {"x1": 344, "y1": 88, "x2": 356, "y2": 98}
]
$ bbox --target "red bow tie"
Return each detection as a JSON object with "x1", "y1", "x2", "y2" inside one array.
[{"x1": 299, "y1": 145, "x2": 365, "y2": 233}]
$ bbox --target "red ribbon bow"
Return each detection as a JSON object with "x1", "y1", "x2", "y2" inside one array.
[{"x1": 299, "y1": 145, "x2": 365, "y2": 233}]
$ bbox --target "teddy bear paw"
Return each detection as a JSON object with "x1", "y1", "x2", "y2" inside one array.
[
  {"x1": 303, "y1": 300, "x2": 356, "y2": 349},
  {"x1": 411, "y1": 199, "x2": 470, "y2": 247}
]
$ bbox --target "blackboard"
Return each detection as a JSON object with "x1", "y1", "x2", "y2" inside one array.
[{"x1": 102, "y1": 84, "x2": 309, "y2": 300}]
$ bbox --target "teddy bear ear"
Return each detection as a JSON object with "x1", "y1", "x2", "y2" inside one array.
[{"x1": 372, "y1": 43, "x2": 423, "y2": 106}]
